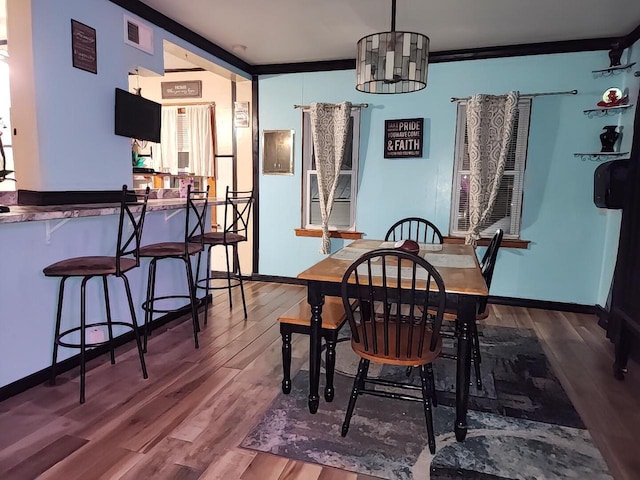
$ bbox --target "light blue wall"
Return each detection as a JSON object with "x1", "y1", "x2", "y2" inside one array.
[
  {"x1": 259, "y1": 48, "x2": 640, "y2": 306},
  {"x1": 27, "y1": 0, "x2": 249, "y2": 191}
]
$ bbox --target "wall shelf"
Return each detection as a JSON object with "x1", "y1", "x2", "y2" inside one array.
[
  {"x1": 574, "y1": 152, "x2": 630, "y2": 161},
  {"x1": 592, "y1": 62, "x2": 636, "y2": 77},
  {"x1": 583, "y1": 104, "x2": 633, "y2": 118}
]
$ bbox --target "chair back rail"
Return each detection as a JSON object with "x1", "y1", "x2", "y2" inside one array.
[
  {"x1": 185, "y1": 184, "x2": 210, "y2": 254},
  {"x1": 341, "y1": 249, "x2": 446, "y2": 360},
  {"x1": 477, "y1": 228, "x2": 503, "y2": 315},
  {"x1": 223, "y1": 186, "x2": 254, "y2": 242},
  {"x1": 116, "y1": 185, "x2": 150, "y2": 276},
  {"x1": 385, "y1": 217, "x2": 443, "y2": 244}
]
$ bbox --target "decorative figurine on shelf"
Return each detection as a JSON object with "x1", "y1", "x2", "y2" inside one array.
[
  {"x1": 597, "y1": 87, "x2": 629, "y2": 107},
  {"x1": 608, "y1": 41, "x2": 623, "y2": 67},
  {"x1": 600, "y1": 126, "x2": 620, "y2": 153}
]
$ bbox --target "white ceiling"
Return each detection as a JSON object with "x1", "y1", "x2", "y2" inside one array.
[{"x1": 141, "y1": 0, "x2": 640, "y2": 66}]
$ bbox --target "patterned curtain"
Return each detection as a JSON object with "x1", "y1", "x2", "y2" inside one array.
[
  {"x1": 310, "y1": 102, "x2": 352, "y2": 254},
  {"x1": 465, "y1": 92, "x2": 519, "y2": 245}
]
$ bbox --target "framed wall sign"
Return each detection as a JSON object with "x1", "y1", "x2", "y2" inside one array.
[
  {"x1": 161, "y1": 80, "x2": 203, "y2": 99},
  {"x1": 262, "y1": 130, "x2": 294, "y2": 175},
  {"x1": 234, "y1": 101, "x2": 250, "y2": 127},
  {"x1": 71, "y1": 20, "x2": 97, "y2": 74},
  {"x1": 384, "y1": 118, "x2": 424, "y2": 158}
]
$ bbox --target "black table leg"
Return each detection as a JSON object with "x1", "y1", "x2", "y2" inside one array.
[
  {"x1": 308, "y1": 281, "x2": 324, "y2": 414},
  {"x1": 455, "y1": 295, "x2": 476, "y2": 441}
]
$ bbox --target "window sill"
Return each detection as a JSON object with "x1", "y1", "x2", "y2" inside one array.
[
  {"x1": 444, "y1": 236, "x2": 530, "y2": 249},
  {"x1": 294, "y1": 228, "x2": 364, "y2": 240}
]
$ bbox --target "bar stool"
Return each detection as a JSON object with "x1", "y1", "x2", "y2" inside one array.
[
  {"x1": 140, "y1": 185, "x2": 209, "y2": 351},
  {"x1": 194, "y1": 186, "x2": 254, "y2": 323},
  {"x1": 44, "y1": 186, "x2": 150, "y2": 404}
]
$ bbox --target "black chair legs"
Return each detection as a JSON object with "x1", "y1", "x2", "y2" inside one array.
[
  {"x1": 281, "y1": 330, "x2": 292, "y2": 394},
  {"x1": 420, "y1": 364, "x2": 436, "y2": 454},
  {"x1": 234, "y1": 246, "x2": 248, "y2": 319},
  {"x1": 121, "y1": 274, "x2": 148, "y2": 382},
  {"x1": 342, "y1": 358, "x2": 369, "y2": 437},
  {"x1": 324, "y1": 338, "x2": 337, "y2": 402},
  {"x1": 50, "y1": 278, "x2": 67, "y2": 387},
  {"x1": 142, "y1": 257, "x2": 201, "y2": 351},
  {"x1": 49, "y1": 274, "x2": 148, "y2": 405}
]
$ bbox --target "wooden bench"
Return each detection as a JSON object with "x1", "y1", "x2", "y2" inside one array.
[{"x1": 279, "y1": 297, "x2": 348, "y2": 402}]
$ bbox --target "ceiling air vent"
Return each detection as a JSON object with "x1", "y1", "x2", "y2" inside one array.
[{"x1": 123, "y1": 15, "x2": 154, "y2": 55}]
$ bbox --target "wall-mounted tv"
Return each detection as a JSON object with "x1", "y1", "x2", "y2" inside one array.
[{"x1": 114, "y1": 87, "x2": 161, "y2": 143}]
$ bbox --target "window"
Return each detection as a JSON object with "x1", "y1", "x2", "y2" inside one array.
[
  {"x1": 450, "y1": 98, "x2": 531, "y2": 239},
  {"x1": 301, "y1": 109, "x2": 361, "y2": 231}
]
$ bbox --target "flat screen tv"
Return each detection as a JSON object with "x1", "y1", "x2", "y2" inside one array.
[{"x1": 114, "y1": 87, "x2": 161, "y2": 143}]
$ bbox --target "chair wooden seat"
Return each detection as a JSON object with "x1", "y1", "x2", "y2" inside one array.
[
  {"x1": 139, "y1": 242, "x2": 203, "y2": 257},
  {"x1": 43, "y1": 256, "x2": 138, "y2": 277},
  {"x1": 279, "y1": 297, "x2": 349, "y2": 401},
  {"x1": 278, "y1": 297, "x2": 347, "y2": 330},
  {"x1": 192, "y1": 231, "x2": 246, "y2": 245}
]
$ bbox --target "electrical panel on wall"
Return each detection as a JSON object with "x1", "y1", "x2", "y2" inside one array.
[{"x1": 123, "y1": 15, "x2": 154, "y2": 55}]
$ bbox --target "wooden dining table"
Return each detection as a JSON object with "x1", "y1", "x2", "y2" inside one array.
[{"x1": 297, "y1": 239, "x2": 489, "y2": 442}]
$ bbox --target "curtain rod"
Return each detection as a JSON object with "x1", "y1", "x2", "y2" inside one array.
[
  {"x1": 162, "y1": 102, "x2": 215, "y2": 107},
  {"x1": 294, "y1": 103, "x2": 369, "y2": 109},
  {"x1": 450, "y1": 90, "x2": 578, "y2": 102}
]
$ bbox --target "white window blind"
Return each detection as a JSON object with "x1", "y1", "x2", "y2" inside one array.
[
  {"x1": 177, "y1": 110, "x2": 190, "y2": 171},
  {"x1": 450, "y1": 98, "x2": 531, "y2": 239}
]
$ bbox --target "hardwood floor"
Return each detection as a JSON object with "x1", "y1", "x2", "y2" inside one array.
[{"x1": 0, "y1": 282, "x2": 638, "y2": 479}]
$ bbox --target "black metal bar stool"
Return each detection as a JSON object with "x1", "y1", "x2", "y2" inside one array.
[
  {"x1": 44, "y1": 186, "x2": 150, "y2": 404},
  {"x1": 194, "y1": 186, "x2": 254, "y2": 323},
  {"x1": 140, "y1": 185, "x2": 209, "y2": 351}
]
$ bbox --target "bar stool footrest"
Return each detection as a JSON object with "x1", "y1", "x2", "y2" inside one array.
[
  {"x1": 56, "y1": 321, "x2": 137, "y2": 349},
  {"x1": 142, "y1": 294, "x2": 194, "y2": 314}
]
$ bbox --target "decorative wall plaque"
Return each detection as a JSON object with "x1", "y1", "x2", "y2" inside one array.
[
  {"x1": 71, "y1": 20, "x2": 97, "y2": 74},
  {"x1": 384, "y1": 118, "x2": 424, "y2": 158},
  {"x1": 161, "y1": 80, "x2": 203, "y2": 99}
]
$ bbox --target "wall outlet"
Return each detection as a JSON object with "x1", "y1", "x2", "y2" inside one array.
[{"x1": 88, "y1": 327, "x2": 105, "y2": 344}]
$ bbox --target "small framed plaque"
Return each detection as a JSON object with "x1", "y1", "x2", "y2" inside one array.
[
  {"x1": 262, "y1": 130, "x2": 294, "y2": 175},
  {"x1": 384, "y1": 118, "x2": 424, "y2": 158},
  {"x1": 71, "y1": 20, "x2": 97, "y2": 74},
  {"x1": 161, "y1": 80, "x2": 203, "y2": 99}
]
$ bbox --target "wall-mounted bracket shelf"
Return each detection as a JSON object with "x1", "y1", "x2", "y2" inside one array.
[
  {"x1": 583, "y1": 104, "x2": 634, "y2": 118},
  {"x1": 592, "y1": 62, "x2": 636, "y2": 77},
  {"x1": 574, "y1": 152, "x2": 630, "y2": 161}
]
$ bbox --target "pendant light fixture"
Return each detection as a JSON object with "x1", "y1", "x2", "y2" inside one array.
[{"x1": 356, "y1": 0, "x2": 429, "y2": 94}]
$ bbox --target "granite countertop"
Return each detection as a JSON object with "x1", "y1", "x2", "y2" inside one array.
[{"x1": 0, "y1": 197, "x2": 225, "y2": 225}]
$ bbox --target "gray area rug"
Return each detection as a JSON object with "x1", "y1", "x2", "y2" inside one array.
[{"x1": 241, "y1": 326, "x2": 611, "y2": 479}]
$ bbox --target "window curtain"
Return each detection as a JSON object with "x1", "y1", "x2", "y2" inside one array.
[
  {"x1": 186, "y1": 104, "x2": 215, "y2": 177},
  {"x1": 465, "y1": 91, "x2": 519, "y2": 245},
  {"x1": 158, "y1": 106, "x2": 179, "y2": 173},
  {"x1": 309, "y1": 101, "x2": 352, "y2": 254}
]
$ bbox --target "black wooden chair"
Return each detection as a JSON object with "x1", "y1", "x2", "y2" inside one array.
[
  {"x1": 194, "y1": 186, "x2": 254, "y2": 322},
  {"x1": 433, "y1": 228, "x2": 504, "y2": 390},
  {"x1": 44, "y1": 185, "x2": 150, "y2": 404},
  {"x1": 140, "y1": 185, "x2": 209, "y2": 351},
  {"x1": 467, "y1": 228, "x2": 504, "y2": 386},
  {"x1": 340, "y1": 249, "x2": 447, "y2": 454},
  {"x1": 385, "y1": 217, "x2": 444, "y2": 244}
]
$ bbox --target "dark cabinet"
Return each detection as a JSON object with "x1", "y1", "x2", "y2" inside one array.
[{"x1": 609, "y1": 84, "x2": 640, "y2": 379}]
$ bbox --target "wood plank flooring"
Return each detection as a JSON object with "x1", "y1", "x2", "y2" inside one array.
[{"x1": 0, "y1": 282, "x2": 638, "y2": 479}]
